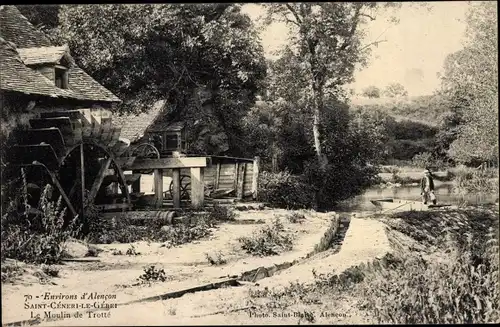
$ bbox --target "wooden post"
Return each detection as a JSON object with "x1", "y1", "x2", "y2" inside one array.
[
  {"x1": 214, "y1": 162, "x2": 221, "y2": 190},
  {"x1": 236, "y1": 163, "x2": 246, "y2": 200},
  {"x1": 233, "y1": 162, "x2": 239, "y2": 192},
  {"x1": 154, "y1": 169, "x2": 163, "y2": 209},
  {"x1": 131, "y1": 170, "x2": 141, "y2": 193},
  {"x1": 88, "y1": 157, "x2": 112, "y2": 204},
  {"x1": 80, "y1": 144, "x2": 85, "y2": 223},
  {"x1": 172, "y1": 168, "x2": 181, "y2": 209},
  {"x1": 252, "y1": 156, "x2": 260, "y2": 200},
  {"x1": 190, "y1": 167, "x2": 204, "y2": 209}
]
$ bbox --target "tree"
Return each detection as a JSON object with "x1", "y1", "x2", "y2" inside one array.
[
  {"x1": 362, "y1": 85, "x2": 381, "y2": 98},
  {"x1": 263, "y1": 3, "x2": 398, "y2": 166},
  {"x1": 439, "y1": 2, "x2": 498, "y2": 163},
  {"x1": 384, "y1": 82, "x2": 408, "y2": 98},
  {"x1": 35, "y1": 4, "x2": 266, "y2": 155}
]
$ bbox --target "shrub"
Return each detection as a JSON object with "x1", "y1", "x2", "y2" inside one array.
[
  {"x1": 358, "y1": 224, "x2": 499, "y2": 324},
  {"x1": 138, "y1": 265, "x2": 167, "y2": 283},
  {"x1": 452, "y1": 166, "x2": 499, "y2": 195},
  {"x1": 238, "y1": 218, "x2": 293, "y2": 256},
  {"x1": 258, "y1": 171, "x2": 316, "y2": 210},
  {"x1": 205, "y1": 251, "x2": 227, "y2": 265},
  {"x1": 41, "y1": 265, "x2": 60, "y2": 278},
  {"x1": 313, "y1": 215, "x2": 340, "y2": 253},
  {"x1": 207, "y1": 204, "x2": 235, "y2": 222},
  {"x1": 286, "y1": 212, "x2": 306, "y2": 224},
  {"x1": 85, "y1": 245, "x2": 100, "y2": 257},
  {"x1": 1, "y1": 180, "x2": 79, "y2": 264},
  {"x1": 126, "y1": 244, "x2": 140, "y2": 256}
]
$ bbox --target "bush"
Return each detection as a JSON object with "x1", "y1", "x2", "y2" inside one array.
[
  {"x1": 452, "y1": 166, "x2": 499, "y2": 195},
  {"x1": 286, "y1": 212, "x2": 306, "y2": 224},
  {"x1": 205, "y1": 251, "x2": 227, "y2": 265},
  {"x1": 1, "y1": 181, "x2": 79, "y2": 264},
  {"x1": 207, "y1": 204, "x2": 235, "y2": 222},
  {"x1": 238, "y1": 218, "x2": 293, "y2": 256},
  {"x1": 138, "y1": 265, "x2": 167, "y2": 283},
  {"x1": 359, "y1": 230, "x2": 499, "y2": 324},
  {"x1": 313, "y1": 215, "x2": 340, "y2": 253},
  {"x1": 41, "y1": 265, "x2": 60, "y2": 278},
  {"x1": 258, "y1": 171, "x2": 316, "y2": 210}
]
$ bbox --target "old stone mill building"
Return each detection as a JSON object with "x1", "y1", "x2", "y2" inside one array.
[{"x1": 0, "y1": 5, "x2": 260, "y2": 222}]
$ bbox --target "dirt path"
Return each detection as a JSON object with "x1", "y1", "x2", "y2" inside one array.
[
  {"x1": 2, "y1": 209, "x2": 336, "y2": 325},
  {"x1": 25, "y1": 217, "x2": 391, "y2": 326}
]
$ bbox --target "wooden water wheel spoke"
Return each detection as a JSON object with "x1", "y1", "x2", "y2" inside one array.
[{"x1": 7, "y1": 109, "x2": 133, "y2": 223}]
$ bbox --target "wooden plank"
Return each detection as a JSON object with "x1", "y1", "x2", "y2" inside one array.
[
  {"x1": 115, "y1": 157, "x2": 209, "y2": 170},
  {"x1": 131, "y1": 171, "x2": 141, "y2": 193},
  {"x1": 71, "y1": 119, "x2": 83, "y2": 144},
  {"x1": 42, "y1": 166, "x2": 77, "y2": 217},
  {"x1": 108, "y1": 127, "x2": 121, "y2": 148},
  {"x1": 18, "y1": 128, "x2": 66, "y2": 157},
  {"x1": 214, "y1": 163, "x2": 221, "y2": 189},
  {"x1": 172, "y1": 168, "x2": 181, "y2": 209},
  {"x1": 252, "y1": 156, "x2": 260, "y2": 200},
  {"x1": 88, "y1": 157, "x2": 113, "y2": 204},
  {"x1": 154, "y1": 169, "x2": 163, "y2": 209},
  {"x1": 236, "y1": 162, "x2": 245, "y2": 199},
  {"x1": 190, "y1": 167, "x2": 204, "y2": 209},
  {"x1": 124, "y1": 278, "x2": 239, "y2": 305},
  {"x1": 96, "y1": 203, "x2": 131, "y2": 211},
  {"x1": 80, "y1": 144, "x2": 85, "y2": 224},
  {"x1": 233, "y1": 163, "x2": 239, "y2": 191}
]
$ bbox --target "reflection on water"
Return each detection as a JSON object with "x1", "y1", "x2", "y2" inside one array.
[{"x1": 336, "y1": 181, "x2": 499, "y2": 212}]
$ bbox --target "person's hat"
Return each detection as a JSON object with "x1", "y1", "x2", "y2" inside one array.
[{"x1": 423, "y1": 169, "x2": 430, "y2": 174}]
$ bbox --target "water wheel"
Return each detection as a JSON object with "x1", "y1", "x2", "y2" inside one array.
[{"x1": 5, "y1": 109, "x2": 132, "y2": 223}]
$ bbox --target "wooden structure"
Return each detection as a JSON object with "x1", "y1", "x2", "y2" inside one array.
[
  {"x1": 114, "y1": 155, "x2": 261, "y2": 210},
  {"x1": 371, "y1": 198, "x2": 452, "y2": 212}
]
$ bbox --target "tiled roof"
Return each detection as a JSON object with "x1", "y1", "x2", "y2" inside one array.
[
  {"x1": 0, "y1": 38, "x2": 73, "y2": 98},
  {"x1": 17, "y1": 45, "x2": 69, "y2": 65},
  {"x1": 0, "y1": 5, "x2": 120, "y2": 103},
  {"x1": 0, "y1": 5, "x2": 52, "y2": 48},
  {"x1": 112, "y1": 100, "x2": 166, "y2": 143}
]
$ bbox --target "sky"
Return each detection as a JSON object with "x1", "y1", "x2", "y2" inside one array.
[{"x1": 241, "y1": 2, "x2": 470, "y2": 97}]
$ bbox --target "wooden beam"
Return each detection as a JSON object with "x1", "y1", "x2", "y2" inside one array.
[
  {"x1": 87, "y1": 157, "x2": 112, "y2": 205},
  {"x1": 236, "y1": 163, "x2": 246, "y2": 200},
  {"x1": 172, "y1": 168, "x2": 181, "y2": 209},
  {"x1": 131, "y1": 171, "x2": 141, "y2": 193},
  {"x1": 252, "y1": 156, "x2": 260, "y2": 200},
  {"x1": 233, "y1": 162, "x2": 239, "y2": 191},
  {"x1": 80, "y1": 144, "x2": 85, "y2": 224},
  {"x1": 214, "y1": 163, "x2": 221, "y2": 190},
  {"x1": 115, "y1": 157, "x2": 208, "y2": 170},
  {"x1": 154, "y1": 169, "x2": 163, "y2": 209},
  {"x1": 190, "y1": 167, "x2": 204, "y2": 209},
  {"x1": 47, "y1": 172, "x2": 77, "y2": 217}
]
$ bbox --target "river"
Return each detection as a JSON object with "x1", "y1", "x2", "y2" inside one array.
[{"x1": 336, "y1": 181, "x2": 499, "y2": 212}]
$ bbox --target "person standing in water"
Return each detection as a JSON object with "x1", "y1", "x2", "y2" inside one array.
[{"x1": 420, "y1": 169, "x2": 437, "y2": 205}]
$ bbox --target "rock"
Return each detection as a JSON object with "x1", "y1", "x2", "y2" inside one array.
[{"x1": 62, "y1": 239, "x2": 89, "y2": 258}]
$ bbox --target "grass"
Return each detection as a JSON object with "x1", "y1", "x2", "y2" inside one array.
[
  {"x1": 313, "y1": 214, "x2": 340, "y2": 254},
  {"x1": 41, "y1": 265, "x2": 60, "y2": 278},
  {"x1": 245, "y1": 208, "x2": 499, "y2": 324},
  {"x1": 205, "y1": 251, "x2": 227, "y2": 265},
  {"x1": 1, "y1": 180, "x2": 80, "y2": 265},
  {"x1": 238, "y1": 217, "x2": 294, "y2": 256},
  {"x1": 138, "y1": 265, "x2": 168, "y2": 284},
  {"x1": 286, "y1": 212, "x2": 306, "y2": 224}
]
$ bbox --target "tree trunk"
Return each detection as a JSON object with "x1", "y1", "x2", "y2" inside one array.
[{"x1": 312, "y1": 81, "x2": 327, "y2": 169}]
